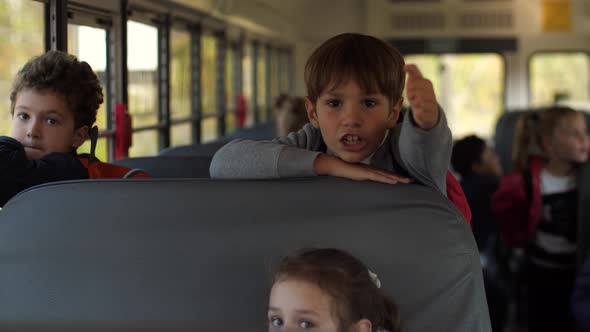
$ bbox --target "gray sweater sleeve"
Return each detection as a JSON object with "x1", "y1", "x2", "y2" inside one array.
[
  {"x1": 209, "y1": 124, "x2": 323, "y2": 179},
  {"x1": 395, "y1": 107, "x2": 452, "y2": 195}
]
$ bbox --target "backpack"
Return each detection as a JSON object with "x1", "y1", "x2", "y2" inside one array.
[{"x1": 78, "y1": 126, "x2": 150, "y2": 179}]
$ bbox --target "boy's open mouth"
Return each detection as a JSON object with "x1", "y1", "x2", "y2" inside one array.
[{"x1": 340, "y1": 134, "x2": 366, "y2": 151}]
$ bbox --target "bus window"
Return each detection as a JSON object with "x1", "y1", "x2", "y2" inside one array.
[
  {"x1": 257, "y1": 45, "x2": 267, "y2": 121},
  {"x1": 243, "y1": 42, "x2": 254, "y2": 127},
  {"x1": 405, "y1": 53, "x2": 504, "y2": 139},
  {"x1": 270, "y1": 49, "x2": 280, "y2": 109},
  {"x1": 127, "y1": 20, "x2": 158, "y2": 157},
  {"x1": 0, "y1": 0, "x2": 44, "y2": 136},
  {"x1": 68, "y1": 24, "x2": 109, "y2": 161},
  {"x1": 225, "y1": 43, "x2": 236, "y2": 134},
  {"x1": 279, "y1": 51, "x2": 290, "y2": 95},
  {"x1": 170, "y1": 28, "x2": 191, "y2": 147},
  {"x1": 201, "y1": 34, "x2": 217, "y2": 143},
  {"x1": 530, "y1": 52, "x2": 590, "y2": 109}
]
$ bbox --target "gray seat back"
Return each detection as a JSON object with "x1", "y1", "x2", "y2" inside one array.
[
  {"x1": 227, "y1": 121, "x2": 276, "y2": 140},
  {"x1": 158, "y1": 139, "x2": 230, "y2": 157},
  {"x1": 0, "y1": 178, "x2": 490, "y2": 332},
  {"x1": 113, "y1": 156, "x2": 212, "y2": 178}
]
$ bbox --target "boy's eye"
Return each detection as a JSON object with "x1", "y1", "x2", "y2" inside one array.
[
  {"x1": 364, "y1": 99, "x2": 377, "y2": 108},
  {"x1": 46, "y1": 118, "x2": 58, "y2": 125},
  {"x1": 326, "y1": 100, "x2": 341, "y2": 108},
  {"x1": 17, "y1": 113, "x2": 29, "y2": 120},
  {"x1": 270, "y1": 317, "x2": 283, "y2": 326},
  {"x1": 299, "y1": 320, "x2": 315, "y2": 329}
]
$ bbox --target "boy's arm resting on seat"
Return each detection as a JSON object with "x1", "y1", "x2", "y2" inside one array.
[
  {"x1": 209, "y1": 124, "x2": 322, "y2": 179},
  {"x1": 0, "y1": 136, "x2": 88, "y2": 206},
  {"x1": 396, "y1": 107, "x2": 452, "y2": 195}
]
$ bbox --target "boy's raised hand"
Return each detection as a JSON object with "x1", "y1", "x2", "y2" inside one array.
[
  {"x1": 314, "y1": 154, "x2": 412, "y2": 185},
  {"x1": 405, "y1": 64, "x2": 439, "y2": 130}
]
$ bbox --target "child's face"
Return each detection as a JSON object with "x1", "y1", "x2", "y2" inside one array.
[
  {"x1": 11, "y1": 89, "x2": 87, "y2": 160},
  {"x1": 268, "y1": 279, "x2": 339, "y2": 331},
  {"x1": 306, "y1": 80, "x2": 401, "y2": 163},
  {"x1": 545, "y1": 113, "x2": 590, "y2": 164},
  {"x1": 473, "y1": 145, "x2": 502, "y2": 177}
]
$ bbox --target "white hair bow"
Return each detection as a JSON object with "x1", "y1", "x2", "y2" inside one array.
[{"x1": 368, "y1": 270, "x2": 381, "y2": 289}]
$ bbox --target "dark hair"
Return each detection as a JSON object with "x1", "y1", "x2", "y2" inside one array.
[
  {"x1": 451, "y1": 135, "x2": 487, "y2": 177},
  {"x1": 276, "y1": 96, "x2": 309, "y2": 135},
  {"x1": 272, "y1": 248, "x2": 400, "y2": 332},
  {"x1": 10, "y1": 50, "x2": 104, "y2": 129},
  {"x1": 512, "y1": 106, "x2": 579, "y2": 172},
  {"x1": 304, "y1": 33, "x2": 405, "y2": 106},
  {"x1": 274, "y1": 93, "x2": 291, "y2": 110}
]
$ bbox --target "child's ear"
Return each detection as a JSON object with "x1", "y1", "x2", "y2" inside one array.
[
  {"x1": 352, "y1": 318, "x2": 372, "y2": 332},
  {"x1": 387, "y1": 97, "x2": 404, "y2": 128},
  {"x1": 72, "y1": 125, "x2": 89, "y2": 149},
  {"x1": 305, "y1": 97, "x2": 320, "y2": 128}
]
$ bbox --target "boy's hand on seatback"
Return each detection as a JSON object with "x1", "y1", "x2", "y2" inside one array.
[
  {"x1": 405, "y1": 64, "x2": 439, "y2": 130},
  {"x1": 313, "y1": 154, "x2": 412, "y2": 185}
]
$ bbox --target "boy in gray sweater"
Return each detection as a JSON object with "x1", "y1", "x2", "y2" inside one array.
[{"x1": 210, "y1": 33, "x2": 452, "y2": 196}]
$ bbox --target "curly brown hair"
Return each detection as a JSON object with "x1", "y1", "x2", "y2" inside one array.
[
  {"x1": 272, "y1": 248, "x2": 401, "y2": 332},
  {"x1": 10, "y1": 50, "x2": 104, "y2": 129}
]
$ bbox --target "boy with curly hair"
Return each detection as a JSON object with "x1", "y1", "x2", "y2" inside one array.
[{"x1": 0, "y1": 50, "x2": 147, "y2": 207}]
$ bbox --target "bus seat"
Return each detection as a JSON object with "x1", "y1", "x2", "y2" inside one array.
[
  {"x1": 226, "y1": 121, "x2": 276, "y2": 140},
  {"x1": 113, "y1": 156, "x2": 212, "y2": 178},
  {"x1": 0, "y1": 178, "x2": 491, "y2": 332},
  {"x1": 158, "y1": 139, "x2": 230, "y2": 157},
  {"x1": 159, "y1": 122, "x2": 276, "y2": 157}
]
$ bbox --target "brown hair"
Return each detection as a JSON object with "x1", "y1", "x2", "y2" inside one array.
[
  {"x1": 512, "y1": 106, "x2": 579, "y2": 172},
  {"x1": 10, "y1": 50, "x2": 104, "y2": 129},
  {"x1": 304, "y1": 33, "x2": 405, "y2": 105},
  {"x1": 272, "y1": 248, "x2": 401, "y2": 332}
]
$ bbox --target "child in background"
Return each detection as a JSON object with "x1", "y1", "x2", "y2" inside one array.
[
  {"x1": 0, "y1": 50, "x2": 148, "y2": 207},
  {"x1": 452, "y1": 135, "x2": 502, "y2": 250},
  {"x1": 268, "y1": 248, "x2": 400, "y2": 332},
  {"x1": 492, "y1": 107, "x2": 590, "y2": 332},
  {"x1": 275, "y1": 95, "x2": 309, "y2": 137}
]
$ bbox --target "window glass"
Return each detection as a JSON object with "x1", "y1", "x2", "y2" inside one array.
[
  {"x1": 201, "y1": 117, "x2": 217, "y2": 143},
  {"x1": 170, "y1": 29, "x2": 191, "y2": 120},
  {"x1": 0, "y1": 0, "x2": 44, "y2": 136},
  {"x1": 270, "y1": 49, "x2": 280, "y2": 108},
  {"x1": 257, "y1": 46, "x2": 267, "y2": 121},
  {"x1": 225, "y1": 43, "x2": 235, "y2": 134},
  {"x1": 405, "y1": 53, "x2": 504, "y2": 139},
  {"x1": 201, "y1": 34, "x2": 217, "y2": 117},
  {"x1": 243, "y1": 42, "x2": 254, "y2": 127},
  {"x1": 279, "y1": 51, "x2": 290, "y2": 95},
  {"x1": 126, "y1": 21, "x2": 158, "y2": 156},
  {"x1": 68, "y1": 24, "x2": 109, "y2": 161},
  {"x1": 129, "y1": 130, "x2": 158, "y2": 157},
  {"x1": 530, "y1": 52, "x2": 590, "y2": 110},
  {"x1": 170, "y1": 29, "x2": 192, "y2": 146},
  {"x1": 171, "y1": 123, "x2": 192, "y2": 146}
]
